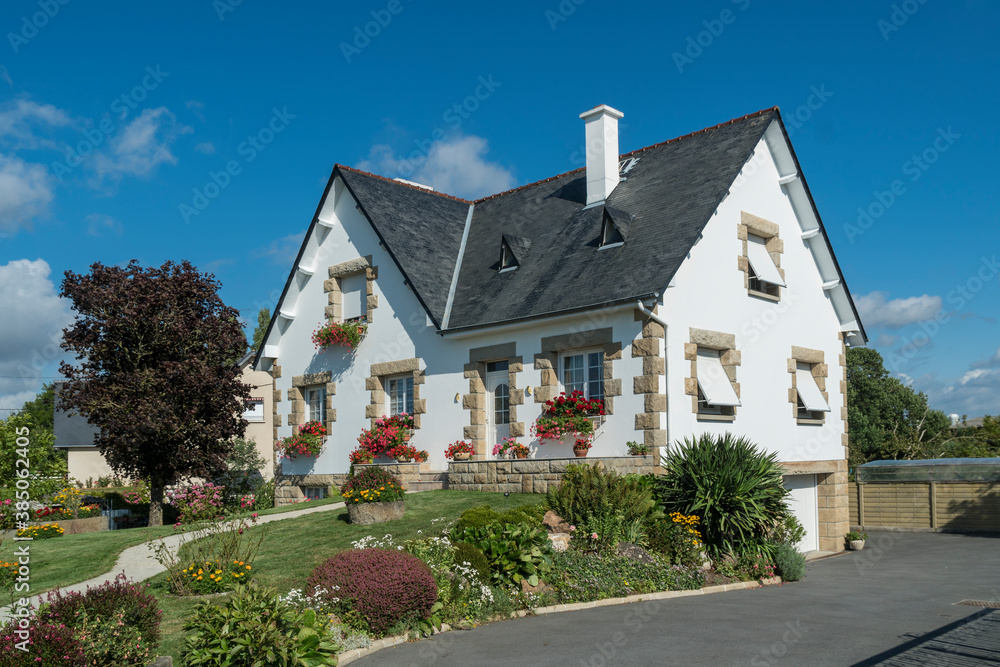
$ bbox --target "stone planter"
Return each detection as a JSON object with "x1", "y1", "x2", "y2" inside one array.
[
  {"x1": 347, "y1": 500, "x2": 405, "y2": 525},
  {"x1": 452, "y1": 452, "x2": 472, "y2": 461},
  {"x1": 848, "y1": 539, "x2": 866, "y2": 551},
  {"x1": 395, "y1": 456, "x2": 412, "y2": 463}
]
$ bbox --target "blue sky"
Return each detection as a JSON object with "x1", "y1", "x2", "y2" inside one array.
[{"x1": 0, "y1": 0, "x2": 997, "y2": 418}]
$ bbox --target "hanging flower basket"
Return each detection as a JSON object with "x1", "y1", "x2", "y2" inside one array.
[
  {"x1": 312, "y1": 319, "x2": 367, "y2": 352},
  {"x1": 532, "y1": 391, "x2": 605, "y2": 442},
  {"x1": 277, "y1": 421, "x2": 327, "y2": 459}
]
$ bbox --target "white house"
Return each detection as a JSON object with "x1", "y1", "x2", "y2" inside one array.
[{"x1": 254, "y1": 105, "x2": 867, "y2": 552}]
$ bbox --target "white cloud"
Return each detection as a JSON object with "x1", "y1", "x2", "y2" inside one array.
[
  {"x1": 874, "y1": 333, "x2": 899, "y2": 348},
  {"x1": 0, "y1": 153, "x2": 54, "y2": 233},
  {"x1": 913, "y1": 370, "x2": 1000, "y2": 418},
  {"x1": 358, "y1": 134, "x2": 515, "y2": 200},
  {"x1": 194, "y1": 141, "x2": 215, "y2": 155},
  {"x1": 854, "y1": 291, "x2": 943, "y2": 329},
  {"x1": 0, "y1": 259, "x2": 72, "y2": 412},
  {"x1": 252, "y1": 233, "x2": 301, "y2": 265},
  {"x1": 85, "y1": 213, "x2": 122, "y2": 237},
  {"x1": 91, "y1": 107, "x2": 192, "y2": 183},
  {"x1": 972, "y1": 348, "x2": 1000, "y2": 369},
  {"x1": 0, "y1": 98, "x2": 72, "y2": 150}
]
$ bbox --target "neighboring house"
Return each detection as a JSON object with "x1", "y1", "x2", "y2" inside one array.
[
  {"x1": 53, "y1": 354, "x2": 275, "y2": 482},
  {"x1": 254, "y1": 105, "x2": 867, "y2": 552}
]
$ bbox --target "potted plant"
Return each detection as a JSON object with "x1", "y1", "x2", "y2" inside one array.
[
  {"x1": 445, "y1": 440, "x2": 475, "y2": 461},
  {"x1": 388, "y1": 444, "x2": 418, "y2": 463},
  {"x1": 511, "y1": 443, "x2": 531, "y2": 459},
  {"x1": 348, "y1": 448, "x2": 374, "y2": 465},
  {"x1": 532, "y1": 391, "x2": 604, "y2": 443},
  {"x1": 415, "y1": 450, "x2": 429, "y2": 463},
  {"x1": 311, "y1": 318, "x2": 367, "y2": 351},
  {"x1": 846, "y1": 530, "x2": 868, "y2": 551},
  {"x1": 491, "y1": 436, "x2": 519, "y2": 459},
  {"x1": 342, "y1": 467, "x2": 406, "y2": 524},
  {"x1": 276, "y1": 420, "x2": 327, "y2": 459},
  {"x1": 573, "y1": 436, "x2": 592, "y2": 458},
  {"x1": 356, "y1": 413, "x2": 415, "y2": 457},
  {"x1": 626, "y1": 441, "x2": 649, "y2": 456}
]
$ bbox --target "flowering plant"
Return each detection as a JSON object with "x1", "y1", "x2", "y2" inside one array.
[
  {"x1": 0, "y1": 498, "x2": 14, "y2": 530},
  {"x1": 177, "y1": 558, "x2": 254, "y2": 594},
  {"x1": 626, "y1": 440, "x2": 649, "y2": 456},
  {"x1": 356, "y1": 414, "x2": 413, "y2": 457},
  {"x1": 532, "y1": 391, "x2": 604, "y2": 442},
  {"x1": 415, "y1": 450, "x2": 429, "y2": 462},
  {"x1": 312, "y1": 318, "x2": 367, "y2": 351},
  {"x1": 165, "y1": 482, "x2": 226, "y2": 523},
  {"x1": 17, "y1": 523, "x2": 64, "y2": 539},
  {"x1": 387, "y1": 444, "x2": 418, "y2": 461},
  {"x1": 491, "y1": 436, "x2": 519, "y2": 458},
  {"x1": 444, "y1": 440, "x2": 475, "y2": 459},
  {"x1": 510, "y1": 443, "x2": 531, "y2": 458},
  {"x1": 573, "y1": 437, "x2": 593, "y2": 451},
  {"x1": 277, "y1": 420, "x2": 327, "y2": 459},
  {"x1": 348, "y1": 448, "x2": 374, "y2": 465},
  {"x1": 341, "y1": 467, "x2": 405, "y2": 504},
  {"x1": 122, "y1": 479, "x2": 150, "y2": 505}
]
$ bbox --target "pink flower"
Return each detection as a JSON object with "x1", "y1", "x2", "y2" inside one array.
[
  {"x1": 591, "y1": 532, "x2": 598, "y2": 540},
  {"x1": 569, "y1": 525, "x2": 576, "y2": 531}
]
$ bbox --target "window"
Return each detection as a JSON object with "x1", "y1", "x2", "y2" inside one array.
[
  {"x1": 795, "y1": 362, "x2": 830, "y2": 421},
  {"x1": 340, "y1": 273, "x2": 367, "y2": 322},
  {"x1": 695, "y1": 348, "x2": 740, "y2": 415},
  {"x1": 493, "y1": 383, "x2": 510, "y2": 425},
  {"x1": 306, "y1": 387, "x2": 326, "y2": 424},
  {"x1": 486, "y1": 360, "x2": 509, "y2": 373},
  {"x1": 746, "y1": 234, "x2": 784, "y2": 297},
  {"x1": 243, "y1": 397, "x2": 265, "y2": 423},
  {"x1": 387, "y1": 375, "x2": 414, "y2": 415},
  {"x1": 561, "y1": 350, "x2": 604, "y2": 401},
  {"x1": 302, "y1": 486, "x2": 327, "y2": 500},
  {"x1": 500, "y1": 239, "x2": 518, "y2": 272},
  {"x1": 600, "y1": 210, "x2": 625, "y2": 248}
]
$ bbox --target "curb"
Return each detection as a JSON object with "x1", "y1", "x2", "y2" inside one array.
[{"x1": 337, "y1": 576, "x2": 783, "y2": 665}]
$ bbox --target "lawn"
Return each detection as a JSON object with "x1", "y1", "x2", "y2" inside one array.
[
  {"x1": 146, "y1": 490, "x2": 544, "y2": 662},
  {"x1": 0, "y1": 495, "x2": 343, "y2": 597}
]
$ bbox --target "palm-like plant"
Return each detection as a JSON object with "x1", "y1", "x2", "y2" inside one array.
[{"x1": 655, "y1": 433, "x2": 790, "y2": 557}]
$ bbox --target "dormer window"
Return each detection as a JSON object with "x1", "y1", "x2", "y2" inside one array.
[
  {"x1": 599, "y1": 206, "x2": 631, "y2": 250},
  {"x1": 500, "y1": 238, "x2": 518, "y2": 272}
]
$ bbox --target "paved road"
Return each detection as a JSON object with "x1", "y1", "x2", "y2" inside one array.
[{"x1": 355, "y1": 531, "x2": 1000, "y2": 666}]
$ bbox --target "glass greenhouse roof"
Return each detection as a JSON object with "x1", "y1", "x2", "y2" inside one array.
[{"x1": 857, "y1": 458, "x2": 1000, "y2": 483}]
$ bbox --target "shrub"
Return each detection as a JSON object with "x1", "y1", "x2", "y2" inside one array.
[
  {"x1": 38, "y1": 573, "x2": 162, "y2": 647},
  {"x1": 174, "y1": 558, "x2": 254, "y2": 594},
  {"x1": 774, "y1": 542, "x2": 806, "y2": 582},
  {"x1": 165, "y1": 482, "x2": 226, "y2": 523},
  {"x1": 450, "y1": 520, "x2": 554, "y2": 588},
  {"x1": 182, "y1": 581, "x2": 340, "y2": 665},
  {"x1": 341, "y1": 466, "x2": 405, "y2": 504},
  {"x1": 74, "y1": 608, "x2": 151, "y2": 666},
  {"x1": 17, "y1": 523, "x2": 64, "y2": 539},
  {"x1": 770, "y1": 513, "x2": 806, "y2": 546},
  {"x1": 307, "y1": 548, "x2": 438, "y2": 636},
  {"x1": 645, "y1": 513, "x2": 707, "y2": 567},
  {"x1": 254, "y1": 478, "x2": 276, "y2": 510},
  {"x1": 0, "y1": 619, "x2": 86, "y2": 666},
  {"x1": 546, "y1": 464, "x2": 659, "y2": 550},
  {"x1": 654, "y1": 433, "x2": 790, "y2": 557},
  {"x1": 550, "y1": 551, "x2": 703, "y2": 603},
  {"x1": 453, "y1": 542, "x2": 490, "y2": 581}
]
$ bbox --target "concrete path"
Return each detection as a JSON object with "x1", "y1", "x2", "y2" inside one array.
[
  {"x1": 354, "y1": 531, "x2": 1000, "y2": 666},
  {"x1": 0, "y1": 501, "x2": 345, "y2": 622}
]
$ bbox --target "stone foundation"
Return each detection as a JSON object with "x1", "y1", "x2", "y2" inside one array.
[
  {"x1": 31, "y1": 515, "x2": 108, "y2": 535},
  {"x1": 447, "y1": 456, "x2": 655, "y2": 494}
]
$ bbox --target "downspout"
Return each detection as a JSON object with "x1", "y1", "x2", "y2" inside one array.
[{"x1": 636, "y1": 300, "x2": 669, "y2": 463}]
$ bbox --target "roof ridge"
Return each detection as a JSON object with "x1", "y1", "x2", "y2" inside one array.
[
  {"x1": 335, "y1": 164, "x2": 473, "y2": 204},
  {"x1": 472, "y1": 106, "x2": 780, "y2": 203}
]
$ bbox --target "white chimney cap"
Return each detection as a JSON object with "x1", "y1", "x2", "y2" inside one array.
[{"x1": 580, "y1": 104, "x2": 624, "y2": 121}]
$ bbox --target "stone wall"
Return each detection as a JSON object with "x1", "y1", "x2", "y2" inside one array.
[{"x1": 447, "y1": 456, "x2": 655, "y2": 494}]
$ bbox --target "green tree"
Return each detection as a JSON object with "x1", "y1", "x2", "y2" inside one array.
[
  {"x1": 846, "y1": 348, "x2": 950, "y2": 465},
  {"x1": 0, "y1": 413, "x2": 68, "y2": 500},
  {"x1": 19, "y1": 383, "x2": 55, "y2": 430},
  {"x1": 59, "y1": 260, "x2": 251, "y2": 526},
  {"x1": 249, "y1": 307, "x2": 270, "y2": 354}
]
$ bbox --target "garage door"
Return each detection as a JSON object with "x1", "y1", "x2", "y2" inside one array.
[{"x1": 783, "y1": 474, "x2": 818, "y2": 553}]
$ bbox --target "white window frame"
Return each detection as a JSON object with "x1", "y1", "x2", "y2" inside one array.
[
  {"x1": 387, "y1": 375, "x2": 415, "y2": 416},
  {"x1": 302, "y1": 486, "x2": 327, "y2": 500},
  {"x1": 500, "y1": 240, "x2": 518, "y2": 272},
  {"x1": 796, "y1": 362, "x2": 830, "y2": 421},
  {"x1": 340, "y1": 273, "x2": 367, "y2": 322},
  {"x1": 559, "y1": 348, "x2": 605, "y2": 402},
  {"x1": 696, "y1": 348, "x2": 740, "y2": 414},
  {"x1": 243, "y1": 397, "x2": 265, "y2": 423},
  {"x1": 305, "y1": 386, "x2": 326, "y2": 424}
]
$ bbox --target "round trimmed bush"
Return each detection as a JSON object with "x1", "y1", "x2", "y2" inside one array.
[
  {"x1": 307, "y1": 548, "x2": 437, "y2": 636},
  {"x1": 452, "y1": 542, "x2": 490, "y2": 580},
  {"x1": 774, "y1": 542, "x2": 806, "y2": 582}
]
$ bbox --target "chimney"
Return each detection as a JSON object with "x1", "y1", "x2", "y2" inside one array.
[{"x1": 580, "y1": 104, "x2": 624, "y2": 206}]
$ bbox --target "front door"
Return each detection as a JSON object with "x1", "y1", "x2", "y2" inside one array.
[{"x1": 486, "y1": 371, "x2": 510, "y2": 458}]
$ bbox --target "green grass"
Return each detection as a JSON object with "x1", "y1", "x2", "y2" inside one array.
[
  {"x1": 0, "y1": 495, "x2": 343, "y2": 596},
  {"x1": 149, "y1": 490, "x2": 544, "y2": 663}
]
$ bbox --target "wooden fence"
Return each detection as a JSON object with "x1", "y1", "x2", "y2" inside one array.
[{"x1": 849, "y1": 481, "x2": 1000, "y2": 532}]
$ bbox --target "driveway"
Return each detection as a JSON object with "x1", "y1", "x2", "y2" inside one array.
[{"x1": 354, "y1": 531, "x2": 1000, "y2": 666}]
